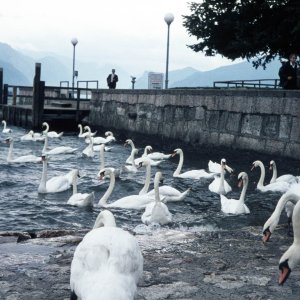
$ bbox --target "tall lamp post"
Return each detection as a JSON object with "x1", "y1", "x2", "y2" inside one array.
[
  {"x1": 164, "y1": 13, "x2": 174, "y2": 89},
  {"x1": 71, "y1": 38, "x2": 78, "y2": 95}
]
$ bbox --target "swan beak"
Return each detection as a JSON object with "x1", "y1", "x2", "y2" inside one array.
[
  {"x1": 225, "y1": 165, "x2": 233, "y2": 173},
  {"x1": 98, "y1": 172, "x2": 105, "y2": 180},
  {"x1": 278, "y1": 261, "x2": 291, "y2": 285},
  {"x1": 250, "y1": 165, "x2": 255, "y2": 171},
  {"x1": 262, "y1": 228, "x2": 271, "y2": 243},
  {"x1": 171, "y1": 152, "x2": 176, "y2": 157},
  {"x1": 269, "y1": 166, "x2": 273, "y2": 171}
]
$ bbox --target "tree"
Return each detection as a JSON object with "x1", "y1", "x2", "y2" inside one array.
[{"x1": 182, "y1": 0, "x2": 300, "y2": 68}]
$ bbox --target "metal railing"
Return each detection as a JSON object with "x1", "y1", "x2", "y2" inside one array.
[{"x1": 213, "y1": 79, "x2": 280, "y2": 89}]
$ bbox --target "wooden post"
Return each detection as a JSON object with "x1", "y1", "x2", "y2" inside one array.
[
  {"x1": 3, "y1": 84, "x2": 8, "y2": 105},
  {"x1": 12, "y1": 86, "x2": 17, "y2": 105},
  {"x1": 76, "y1": 88, "x2": 80, "y2": 122},
  {"x1": 32, "y1": 63, "x2": 45, "y2": 129},
  {"x1": 0, "y1": 68, "x2": 3, "y2": 105}
]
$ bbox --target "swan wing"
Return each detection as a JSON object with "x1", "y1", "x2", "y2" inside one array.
[
  {"x1": 67, "y1": 192, "x2": 95, "y2": 207},
  {"x1": 220, "y1": 195, "x2": 250, "y2": 215},
  {"x1": 46, "y1": 176, "x2": 71, "y2": 193},
  {"x1": 208, "y1": 160, "x2": 221, "y2": 173},
  {"x1": 107, "y1": 194, "x2": 154, "y2": 210}
]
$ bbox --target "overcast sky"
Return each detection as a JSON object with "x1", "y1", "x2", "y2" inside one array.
[{"x1": 0, "y1": 0, "x2": 239, "y2": 76}]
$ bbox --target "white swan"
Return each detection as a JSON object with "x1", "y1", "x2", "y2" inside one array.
[
  {"x1": 172, "y1": 148, "x2": 215, "y2": 179},
  {"x1": 5, "y1": 138, "x2": 42, "y2": 163},
  {"x1": 67, "y1": 170, "x2": 95, "y2": 207},
  {"x1": 42, "y1": 122, "x2": 63, "y2": 138},
  {"x1": 42, "y1": 133, "x2": 77, "y2": 155},
  {"x1": 208, "y1": 160, "x2": 223, "y2": 174},
  {"x1": 123, "y1": 149, "x2": 138, "y2": 173},
  {"x1": 82, "y1": 133, "x2": 94, "y2": 158},
  {"x1": 38, "y1": 156, "x2": 75, "y2": 193},
  {"x1": 135, "y1": 146, "x2": 163, "y2": 166},
  {"x1": 78, "y1": 124, "x2": 97, "y2": 138},
  {"x1": 138, "y1": 158, "x2": 190, "y2": 202},
  {"x1": 141, "y1": 172, "x2": 172, "y2": 225},
  {"x1": 269, "y1": 160, "x2": 298, "y2": 185},
  {"x1": 70, "y1": 210, "x2": 143, "y2": 299},
  {"x1": 1, "y1": 120, "x2": 12, "y2": 133},
  {"x1": 278, "y1": 199, "x2": 300, "y2": 285},
  {"x1": 262, "y1": 188, "x2": 300, "y2": 242},
  {"x1": 97, "y1": 144, "x2": 121, "y2": 178},
  {"x1": 220, "y1": 172, "x2": 250, "y2": 215},
  {"x1": 124, "y1": 139, "x2": 137, "y2": 164},
  {"x1": 146, "y1": 149, "x2": 171, "y2": 160},
  {"x1": 97, "y1": 168, "x2": 155, "y2": 209},
  {"x1": 20, "y1": 130, "x2": 35, "y2": 141},
  {"x1": 209, "y1": 158, "x2": 233, "y2": 195},
  {"x1": 85, "y1": 130, "x2": 116, "y2": 145},
  {"x1": 251, "y1": 160, "x2": 290, "y2": 193}
]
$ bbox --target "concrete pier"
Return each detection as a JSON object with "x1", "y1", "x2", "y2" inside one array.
[{"x1": 89, "y1": 89, "x2": 300, "y2": 160}]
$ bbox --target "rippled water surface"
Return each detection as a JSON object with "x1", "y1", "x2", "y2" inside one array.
[{"x1": 1, "y1": 125, "x2": 299, "y2": 233}]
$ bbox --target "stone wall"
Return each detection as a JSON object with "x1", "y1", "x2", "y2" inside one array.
[{"x1": 89, "y1": 89, "x2": 300, "y2": 160}]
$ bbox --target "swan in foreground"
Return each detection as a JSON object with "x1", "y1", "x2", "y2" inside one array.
[
  {"x1": 5, "y1": 138, "x2": 42, "y2": 163},
  {"x1": 262, "y1": 188, "x2": 300, "y2": 242},
  {"x1": 38, "y1": 156, "x2": 75, "y2": 193},
  {"x1": 1, "y1": 120, "x2": 12, "y2": 133},
  {"x1": 208, "y1": 158, "x2": 233, "y2": 195},
  {"x1": 97, "y1": 168, "x2": 155, "y2": 209},
  {"x1": 251, "y1": 160, "x2": 290, "y2": 193},
  {"x1": 141, "y1": 172, "x2": 172, "y2": 225},
  {"x1": 172, "y1": 148, "x2": 215, "y2": 179},
  {"x1": 278, "y1": 199, "x2": 300, "y2": 285},
  {"x1": 67, "y1": 169, "x2": 95, "y2": 207},
  {"x1": 42, "y1": 122, "x2": 63, "y2": 138},
  {"x1": 220, "y1": 172, "x2": 250, "y2": 215},
  {"x1": 42, "y1": 133, "x2": 77, "y2": 155},
  {"x1": 70, "y1": 210, "x2": 143, "y2": 299},
  {"x1": 78, "y1": 124, "x2": 97, "y2": 138},
  {"x1": 269, "y1": 160, "x2": 298, "y2": 185},
  {"x1": 139, "y1": 158, "x2": 190, "y2": 202}
]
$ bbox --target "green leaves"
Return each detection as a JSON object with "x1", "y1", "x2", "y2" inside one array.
[{"x1": 183, "y1": 0, "x2": 300, "y2": 68}]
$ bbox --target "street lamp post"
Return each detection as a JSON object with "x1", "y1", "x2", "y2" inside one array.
[
  {"x1": 71, "y1": 38, "x2": 78, "y2": 96},
  {"x1": 164, "y1": 13, "x2": 174, "y2": 89}
]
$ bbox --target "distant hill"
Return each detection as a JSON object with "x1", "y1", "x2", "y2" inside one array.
[
  {"x1": 171, "y1": 60, "x2": 281, "y2": 88},
  {"x1": 0, "y1": 41, "x2": 283, "y2": 89}
]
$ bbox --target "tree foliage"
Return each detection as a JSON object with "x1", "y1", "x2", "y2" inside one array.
[{"x1": 183, "y1": 0, "x2": 300, "y2": 68}]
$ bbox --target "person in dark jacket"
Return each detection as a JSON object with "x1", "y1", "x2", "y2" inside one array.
[
  {"x1": 279, "y1": 53, "x2": 298, "y2": 89},
  {"x1": 106, "y1": 69, "x2": 118, "y2": 89}
]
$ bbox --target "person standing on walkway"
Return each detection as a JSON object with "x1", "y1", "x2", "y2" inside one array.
[
  {"x1": 279, "y1": 53, "x2": 298, "y2": 89},
  {"x1": 106, "y1": 69, "x2": 118, "y2": 89}
]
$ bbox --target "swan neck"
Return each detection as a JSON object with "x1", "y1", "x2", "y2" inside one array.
[
  {"x1": 154, "y1": 176, "x2": 160, "y2": 203},
  {"x1": 72, "y1": 175, "x2": 78, "y2": 194},
  {"x1": 140, "y1": 163, "x2": 151, "y2": 194},
  {"x1": 99, "y1": 146, "x2": 105, "y2": 170},
  {"x1": 7, "y1": 140, "x2": 13, "y2": 161},
  {"x1": 39, "y1": 160, "x2": 47, "y2": 191},
  {"x1": 239, "y1": 177, "x2": 248, "y2": 202},
  {"x1": 44, "y1": 123, "x2": 49, "y2": 133},
  {"x1": 98, "y1": 172, "x2": 115, "y2": 206},
  {"x1": 42, "y1": 135, "x2": 48, "y2": 153},
  {"x1": 270, "y1": 164, "x2": 277, "y2": 183},
  {"x1": 257, "y1": 162, "x2": 265, "y2": 187},
  {"x1": 78, "y1": 125, "x2": 83, "y2": 135},
  {"x1": 174, "y1": 151, "x2": 183, "y2": 176}
]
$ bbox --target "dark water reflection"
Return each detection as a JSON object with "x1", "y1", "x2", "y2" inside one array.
[{"x1": 0, "y1": 125, "x2": 299, "y2": 234}]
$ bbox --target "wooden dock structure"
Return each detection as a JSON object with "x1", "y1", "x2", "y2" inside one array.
[{"x1": 0, "y1": 63, "x2": 93, "y2": 130}]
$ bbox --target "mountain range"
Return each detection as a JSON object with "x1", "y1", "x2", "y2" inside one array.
[{"x1": 0, "y1": 42, "x2": 281, "y2": 89}]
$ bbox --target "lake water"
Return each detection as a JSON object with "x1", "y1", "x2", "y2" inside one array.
[{"x1": 0, "y1": 125, "x2": 299, "y2": 234}]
